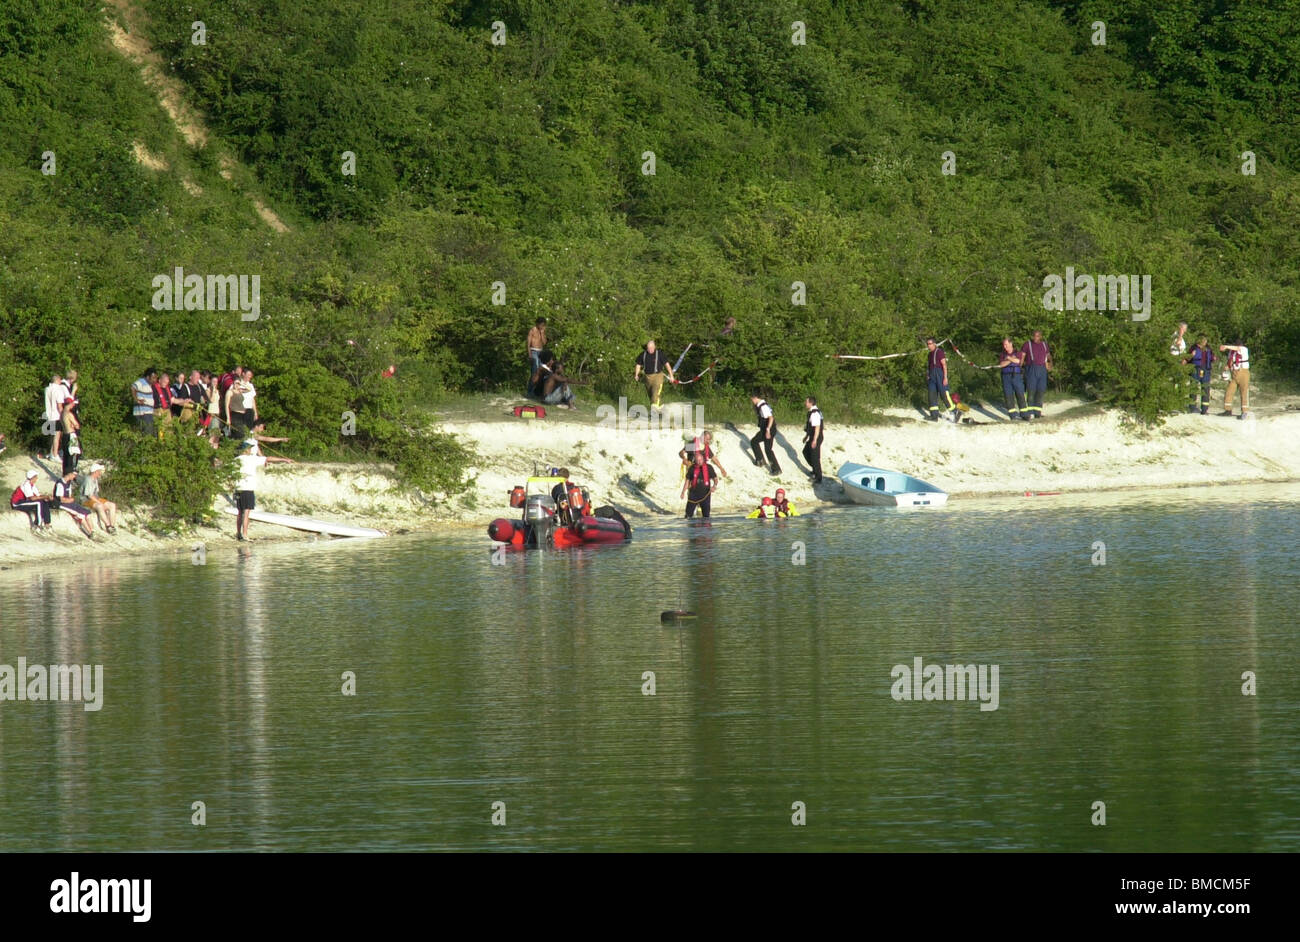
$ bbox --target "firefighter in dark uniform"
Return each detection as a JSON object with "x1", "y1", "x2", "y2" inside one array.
[
  {"x1": 1183, "y1": 336, "x2": 1216, "y2": 415},
  {"x1": 925, "y1": 338, "x2": 957, "y2": 422},
  {"x1": 997, "y1": 337, "x2": 1027, "y2": 420},
  {"x1": 1019, "y1": 330, "x2": 1052, "y2": 419},
  {"x1": 680, "y1": 450, "x2": 718, "y2": 518},
  {"x1": 802, "y1": 396, "x2": 824, "y2": 483},
  {"x1": 749, "y1": 393, "x2": 781, "y2": 474}
]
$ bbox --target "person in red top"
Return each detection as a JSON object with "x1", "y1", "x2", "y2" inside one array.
[
  {"x1": 1019, "y1": 330, "x2": 1052, "y2": 420},
  {"x1": 680, "y1": 450, "x2": 718, "y2": 519},
  {"x1": 151, "y1": 372, "x2": 173, "y2": 438}
]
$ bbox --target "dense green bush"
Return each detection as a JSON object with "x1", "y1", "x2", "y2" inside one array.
[
  {"x1": 99, "y1": 429, "x2": 238, "y2": 527},
  {"x1": 0, "y1": 0, "x2": 1297, "y2": 464}
]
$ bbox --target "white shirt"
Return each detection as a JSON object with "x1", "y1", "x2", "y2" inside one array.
[
  {"x1": 44, "y1": 382, "x2": 69, "y2": 421},
  {"x1": 236, "y1": 453, "x2": 267, "y2": 492},
  {"x1": 1228, "y1": 346, "x2": 1250, "y2": 370},
  {"x1": 19, "y1": 480, "x2": 39, "y2": 500},
  {"x1": 1170, "y1": 334, "x2": 1187, "y2": 356},
  {"x1": 807, "y1": 409, "x2": 822, "y2": 428},
  {"x1": 757, "y1": 402, "x2": 773, "y2": 420},
  {"x1": 239, "y1": 382, "x2": 257, "y2": 412}
]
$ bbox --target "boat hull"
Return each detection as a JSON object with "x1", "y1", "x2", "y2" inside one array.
[
  {"x1": 222, "y1": 506, "x2": 387, "y2": 537},
  {"x1": 837, "y1": 462, "x2": 948, "y2": 508}
]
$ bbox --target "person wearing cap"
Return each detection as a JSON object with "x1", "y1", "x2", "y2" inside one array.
[
  {"x1": 79, "y1": 463, "x2": 118, "y2": 534},
  {"x1": 234, "y1": 439, "x2": 294, "y2": 541},
  {"x1": 10, "y1": 469, "x2": 53, "y2": 529},
  {"x1": 59, "y1": 396, "x2": 83, "y2": 475},
  {"x1": 53, "y1": 469, "x2": 95, "y2": 538},
  {"x1": 132, "y1": 368, "x2": 158, "y2": 437}
]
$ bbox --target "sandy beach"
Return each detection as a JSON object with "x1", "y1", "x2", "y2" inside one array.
[{"x1": 3, "y1": 392, "x2": 1298, "y2": 567}]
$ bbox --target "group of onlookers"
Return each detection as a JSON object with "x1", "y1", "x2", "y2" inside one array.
[
  {"x1": 1171, "y1": 324, "x2": 1252, "y2": 418},
  {"x1": 132, "y1": 364, "x2": 261, "y2": 445}
]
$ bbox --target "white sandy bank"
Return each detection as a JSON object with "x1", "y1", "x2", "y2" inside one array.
[{"x1": 3, "y1": 395, "x2": 1298, "y2": 567}]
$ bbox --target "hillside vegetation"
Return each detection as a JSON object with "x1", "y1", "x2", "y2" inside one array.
[{"x1": 2, "y1": 0, "x2": 1297, "y2": 469}]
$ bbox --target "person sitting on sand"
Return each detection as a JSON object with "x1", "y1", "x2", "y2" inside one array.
[
  {"x1": 52, "y1": 469, "x2": 95, "y2": 539},
  {"x1": 10, "y1": 469, "x2": 53, "y2": 530},
  {"x1": 79, "y1": 462, "x2": 118, "y2": 534},
  {"x1": 536, "y1": 358, "x2": 577, "y2": 409}
]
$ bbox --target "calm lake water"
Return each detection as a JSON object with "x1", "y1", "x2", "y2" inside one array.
[{"x1": 1, "y1": 483, "x2": 1297, "y2": 851}]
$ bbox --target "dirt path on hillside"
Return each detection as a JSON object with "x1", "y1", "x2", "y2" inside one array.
[{"x1": 104, "y1": 0, "x2": 289, "y2": 233}]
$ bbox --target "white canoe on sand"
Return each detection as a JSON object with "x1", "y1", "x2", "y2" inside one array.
[
  {"x1": 222, "y1": 506, "x2": 387, "y2": 538},
  {"x1": 838, "y1": 462, "x2": 948, "y2": 508}
]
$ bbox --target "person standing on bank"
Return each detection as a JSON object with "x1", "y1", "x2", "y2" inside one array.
[
  {"x1": 634, "y1": 340, "x2": 675, "y2": 409},
  {"x1": 750, "y1": 393, "x2": 781, "y2": 475},
  {"x1": 1170, "y1": 322, "x2": 1188, "y2": 357},
  {"x1": 802, "y1": 397, "x2": 823, "y2": 483},
  {"x1": 1183, "y1": 336, "x2": 1216, "y2": 415},
  {"x1": 234, "y1": 440, "x2": 294, "y2": 541},
  {"x1": 924, "y1": 338, "x2": 957, "y2": 422},
  {"x1": 997, "y1": 337, "x2": 1027, "y2": 420},
  {"x1": 526, "y1": 318, "x2": 547, "y2": 396},
  {"x1": 680, "y1": 449, "x2": 719, "y2": 519},
  {"x1": 1019, "y1": 330, "x2": 1052, "y2": 420},
  {"x1": 1219, "y1": 341, "x2": 1251, "y2": 419}
]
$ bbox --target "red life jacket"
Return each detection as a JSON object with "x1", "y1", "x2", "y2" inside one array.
[
  {"x1": 689, "y1": 463, "x2": 713, "y2": 489},
  {"x1": 152, "y1": 382, "x2": 171, "y2": 409},
  {"x1": 219, "y1": 372, "x2": 236, "y2": 395}
]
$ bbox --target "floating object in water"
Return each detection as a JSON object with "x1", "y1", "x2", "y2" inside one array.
[
  {"x1": 660, "y1": 610, "x2": 697, "y2": 622},
  {"x1": 838, "y1": 462, "x2": 948, "y2": 508},
  {"x1": 488, "y1": 476, "x2": 631, "y2": 549},
  {"x1": 1023, "y1": 491, "x2": 1061, "y2": 497}
]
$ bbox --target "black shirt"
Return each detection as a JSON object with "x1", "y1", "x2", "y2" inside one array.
[{"x1": 636, "y1": 349, "x2": 667, "y2": 374}]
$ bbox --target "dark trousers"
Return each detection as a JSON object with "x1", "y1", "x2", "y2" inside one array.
[
  {"x1": 685, "y1": 488, "x2": 711, "y2": 518},
  {"x1": 135, "y1": 412, "x2": 155, "y2": 437},
  {"x1": 802, "y1": 439, "x2": 822, "y2": 482},
  {"x1": 751, "y1": 431, "x2": 780, "y2": 471},
  {"x1": 1001, "y1": 371, "x2": 1026, "y2": 418},
  {"x1": 1190, "y1": 367, "x2": 1212, "y2": 412},
  {"x1": 527, "y1": 351, "x2": 541, "y2": 395},
  {"x1": 1025, "y1": 365, "x2": 1047, "y2": 416},
  {"x1": 13, "y1": 499, "x2": 51, "y2": 526},
  {"x1": 927, "y1": 368, "x2": 953, "y2": 415}
]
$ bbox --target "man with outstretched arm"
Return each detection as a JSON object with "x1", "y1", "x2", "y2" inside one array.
[{"x1": 234, "y1": 440, "x2": 294, "y2": 541}]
